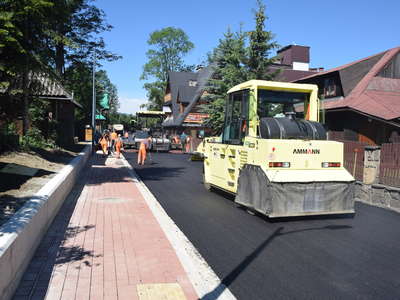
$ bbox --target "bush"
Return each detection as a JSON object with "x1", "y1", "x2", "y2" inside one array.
[
  {"x1": 20, "y1": 127, "x2": 56, "y2": 150},
  {"x1": 0, "y1": 123, "x2": 20, "y2": 152}
]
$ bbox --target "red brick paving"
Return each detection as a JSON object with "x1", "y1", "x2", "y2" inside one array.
[{"x1": 12, "y1": 154, "x2": 198, "y2": 300}]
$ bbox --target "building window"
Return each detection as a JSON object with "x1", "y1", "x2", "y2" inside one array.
[
  {"x1": 188, "y1": 80, "x2": 197, "y2": 87},
  {"x1": 323, "y1": 78, "x2": 336, "y2": 97}
]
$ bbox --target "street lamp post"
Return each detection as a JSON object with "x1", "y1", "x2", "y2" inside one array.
[{"x1": 92, "y1": 51, "x2": 96, "y2": 144}]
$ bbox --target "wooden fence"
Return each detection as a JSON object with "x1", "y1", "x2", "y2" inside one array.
[
  {"x1": 336, "y1": 140, "x2": 400, "y2": 187},
  {"x1": 341, "y1": 141, "x2": 368, "y2": 181},
  {"x1": 379, "y1": 143, "x2": 400, "y2": 187}
]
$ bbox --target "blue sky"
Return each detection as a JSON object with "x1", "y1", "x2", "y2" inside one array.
[{"x1": 96, "y1": 0, "x2": 399, "y2": 114}]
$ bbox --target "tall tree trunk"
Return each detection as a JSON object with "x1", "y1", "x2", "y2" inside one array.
[
  {"x1": 55, "y1": 42, "x2": 65, "y2": 77},
  {"x1": 22, "y1": 64, "x2": 30, "y2": 135},
  {"x1": 22, "y1": 12, "x2": 30, "y2": 135}
]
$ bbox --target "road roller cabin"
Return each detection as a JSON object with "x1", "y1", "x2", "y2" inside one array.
[{"x1": 199, "y1": 80, "x2": 355, "y2": 217}]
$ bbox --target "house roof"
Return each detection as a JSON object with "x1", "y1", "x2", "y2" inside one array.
[
  {"x1": 275, "y1": 68, "x2": 319, "y2": 82},
  {"x1": 1, "y1": 71, "x2": 82, "y2": 108},
  {"x1": 167, "y1": 72, "x2": 197, "y2": 104},
  {"x1": 296, "y1": 47, "x2": 400, "y2": 121},
  {"x1": 163, "y1": 65, "x2": 215, "y2": 127},
  {"x1": 177, "y1": 85, "x2": 197, "y2": 103}
]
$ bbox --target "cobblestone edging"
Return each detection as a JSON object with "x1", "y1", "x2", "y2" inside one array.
[
  {"x1": 356, "y1": 181, "x2": 400, "y2": 213},
  {"x1": 0, "y1": 144, "x2": 92, "y2": 300}
]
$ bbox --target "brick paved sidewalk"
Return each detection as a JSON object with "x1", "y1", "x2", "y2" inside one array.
[{"x1": 13, "y1": 154, "x2": 198, "y2": 300}]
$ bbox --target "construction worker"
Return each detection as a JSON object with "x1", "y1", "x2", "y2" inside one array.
[
  {"x1": 115, "y1": 134, "x2": 123, "y2": 159},
  {"x1": 137, "y1": 136, "x2": 152, "y2": 165},
  {"x1": 185, "y1": 134, "x2": 192, "y2": 153},
  {"x1": 99, "y1": 134, "x2": 109, "y2": 157},
  {"x1": 180, "y1": 131, "x2": 187, "y2": 153},
  {"x1": 110, "y1": 129, "x2": 118, "y2": 153}
]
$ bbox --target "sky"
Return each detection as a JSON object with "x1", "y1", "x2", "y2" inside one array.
[{"x1": 95, "y1": 0, "x2": 400, "y2": 115}]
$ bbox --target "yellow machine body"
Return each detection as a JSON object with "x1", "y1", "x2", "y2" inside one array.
[{"x1": 199, "y1": 80, "x2": 355, "y2": 217}]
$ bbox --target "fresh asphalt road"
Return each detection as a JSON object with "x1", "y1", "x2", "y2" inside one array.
[{"x1": 125, "y1": 151, "x2": 400, "y2": 300}]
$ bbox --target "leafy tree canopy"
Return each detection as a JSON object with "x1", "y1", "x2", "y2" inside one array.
[
  {"x1": 141, "y1": 27, "x2": 194, "y2": 110},
  {"x1": 0, "y1": 0, "x2": 120, "y2": 146}
]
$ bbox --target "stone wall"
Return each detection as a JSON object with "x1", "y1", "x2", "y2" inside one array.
[{"x1": 355, "y1": 182, "x2": 400, "y2": 213}]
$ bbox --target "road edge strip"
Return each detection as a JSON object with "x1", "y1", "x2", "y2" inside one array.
[{"x1": 121, "y1": 155, "x2": 237, "y2": 300}]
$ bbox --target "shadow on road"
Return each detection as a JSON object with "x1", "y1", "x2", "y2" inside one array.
[{"x1": 201, "y1": 224, "x2": 352, "y2": 300}]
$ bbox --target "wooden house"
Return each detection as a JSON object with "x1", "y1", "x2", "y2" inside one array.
[
  {"x1": 0, "y1": 71, "x2": 82, "y2": 146},
  {"x1": 162, "y1": 65, "x2": 214, "y2": 137},
  {"x1": 295, "y1": 47, "x2": 400, "y2": 145}
]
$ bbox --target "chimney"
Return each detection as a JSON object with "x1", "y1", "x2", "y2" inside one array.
[{"x1": 277, "y1": 45, "x2": 310, "y2": 71}]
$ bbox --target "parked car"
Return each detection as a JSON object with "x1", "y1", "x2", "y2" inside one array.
[
  {"x1": 121, "y1": 131, "x2": 135, "y2": 149},
  {"x1": 133, "y1": 131, "x2": 149, "y2": 149},
  {"x1": 151, "y1": 132, "x2": 171, "y2": 152},
  {"x1": 133, "y1": 130, "x2": 170, "y2": 152}
]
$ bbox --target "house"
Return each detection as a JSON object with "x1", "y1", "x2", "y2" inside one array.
[
  {"x1": 0, "y1": 71, "x2": 82, "y2": 146},
  {"x1": 270, "y1": 45, "x2": 323, "y2": 82},
  {"x1": 162, "y1": 65, "x2": 214, "y2": 137},
  {"x1": 295, "y1": 47, "x2": 400, "y2": 145}
]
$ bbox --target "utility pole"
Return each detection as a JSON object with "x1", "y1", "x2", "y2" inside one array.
[{"x1": 91, "y1": 51, "x2": 96, "y2": 137}]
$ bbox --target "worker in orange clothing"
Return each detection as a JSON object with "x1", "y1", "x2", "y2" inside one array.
[
  {"x1": 185, "y1": 134, "x2": 192, "y2": 153},
  {"x1": 137, "y1": 136, "x2": 152, "y2": 165},
  {"x1": 110, "y1": 130, "x2": 118, "y2": 153},
  {"x1": 99, "y1": 134, "x2": 109, "y2": 157},
  {"x1": 115, "y1": 134, "x2": 123, "y2": 159}
]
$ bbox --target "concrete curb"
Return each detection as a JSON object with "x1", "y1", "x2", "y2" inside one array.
[
  {"x1": 121, "y1": 155, "x2": 237, "y2": 300},
  {"x1": 0, "y1": 144, "x2": 92, "y2": 300}
]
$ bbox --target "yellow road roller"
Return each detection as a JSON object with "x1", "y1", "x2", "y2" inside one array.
[{"x1": 198, "y1": 80, "x2": 355, "y2": 217}]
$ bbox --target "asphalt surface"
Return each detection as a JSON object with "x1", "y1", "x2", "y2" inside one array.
[{"x1": 125, "y1": 151, "x2": 400, "y2": 300}]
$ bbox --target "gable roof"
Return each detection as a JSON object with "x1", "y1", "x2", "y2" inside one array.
[
  {"x1": 1, "y1": 71, "x2": 82, "y2": 108},
  {"x1": 296, "y1": 47, "x2": 400, "y2": 121},
  {"x1": 167, "y1": 72, "x2": 197, "y2": 104},
  {"x1": 163, "y1": 65, "x2": 215, "y2": 127},
  {"x1": 274, "y1": 68, "x2": 319, "y2": 82}
]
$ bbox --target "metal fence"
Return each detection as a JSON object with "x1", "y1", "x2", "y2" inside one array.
[{"x1": 379, "y1": 143, "x2": 400, "y2": 187}]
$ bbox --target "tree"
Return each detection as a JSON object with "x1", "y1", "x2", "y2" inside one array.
[
  {"x1": 247, "y1": 0, "x2": 279, "y2": 80},
  {"x1": 0, "y1": 0, "x2": 54, "y2": 134},
  {"x1": 202, "y1": 0, "x2": 280, "y2": 132},
  {"x1": 64, "y1": 63, "x2": 118, "y2": 125},
  {"x1": 0, "y1": 0, "x2": 120, "y2": 148},
  {"x1": 96, "y1": 70, "x2": 119, "y2": 114},
  {"x1": 142, "y1": 81, "x2": 165, "y2": 111},
  {"x1": 201, "y1": 28, "x2": 248, "y2": 134},
  {"x1": 46, "y1": 0, "x2": 120, "y2": 77},
  {"x1": 141, "y1": 27, "x2": 194, "y2": 110}
]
